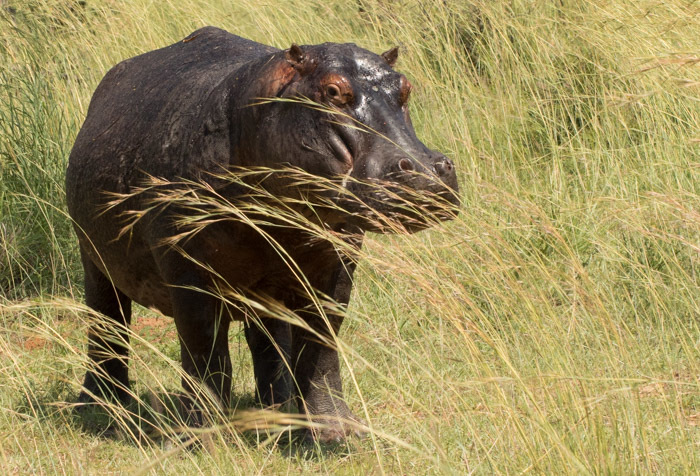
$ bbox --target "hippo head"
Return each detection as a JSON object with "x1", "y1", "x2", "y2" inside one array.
[{"x1": 245, "y1": 42, "x2": 460, "y2": 233}]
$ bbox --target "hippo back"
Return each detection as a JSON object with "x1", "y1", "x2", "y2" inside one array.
[{"x1": 66, "y1": 27, "x2": 276, "y2": 216}]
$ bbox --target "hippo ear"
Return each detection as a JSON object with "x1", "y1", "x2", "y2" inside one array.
[
  {"x1": 286, "y1": 44, "x2": 305, "y2": 65},
  {"x1": 381, "y1": 46, "x2": 399, "y2": 67},
  {"x1": 285, "y1": 44, "x2": 316, "y2": 75}
]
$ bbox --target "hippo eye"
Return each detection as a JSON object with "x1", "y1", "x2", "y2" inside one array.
[
  {"x1": 325, "y1": 84, "x2": 341, "y2": 99},
  {"x1": 321, "y1": 74, "x2": 353, "y2": 106}
]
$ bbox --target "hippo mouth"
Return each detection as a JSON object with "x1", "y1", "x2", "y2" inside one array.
[{"x1": 335, "y1": 177, "x2": 460, "y2": 233}]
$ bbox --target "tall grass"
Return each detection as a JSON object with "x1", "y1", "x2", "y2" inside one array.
[{"x1": 1, "y1": 0, "x2": 698, "y2": 473}]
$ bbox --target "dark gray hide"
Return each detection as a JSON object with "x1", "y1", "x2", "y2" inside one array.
[{"x1": 66, "y1": 27, "x2": 459, "y2": 442}]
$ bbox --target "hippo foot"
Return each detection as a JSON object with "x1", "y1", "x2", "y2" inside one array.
[
  {"x1": 176, "y1": 393, "x2": 232, "y2": 428},
  {"x1": 305, "y1": 414, "x2": 367, "y2": 444},
  {"x1": 78, "y1": 372, "x2": 132, "y2": 406},
  {"x1": 176, "y1": 394, "x2": 207, "y2": 428}
]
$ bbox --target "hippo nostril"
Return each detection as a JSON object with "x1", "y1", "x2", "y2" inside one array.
[
  {"x1": 398, "y1": 158, "x2": 414, "y2": 172},
  {"x1": 434, "y1": 158, "x2": 454, "y2": 177}
]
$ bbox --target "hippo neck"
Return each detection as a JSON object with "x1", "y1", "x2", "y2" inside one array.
[{"x1": 173, "y1": 51, "x2": 284, "y2": 185}]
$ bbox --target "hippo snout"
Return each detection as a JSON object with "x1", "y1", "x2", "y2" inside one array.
[
  {"x1": 391, "y1": 153, "x2": 460, "y2": 201},
  {"x1": 430, "y1": 154, "x2": 459, "y2": 205},
  {"x1": 339, "y1": 149, "x2": 460, "y2": 233},
  {"x1": 393, "y1": 153, "x2": 456, "y2": 183},
  {"x1": 400, "y1": 152, "x2": 461, "y2": 220}
]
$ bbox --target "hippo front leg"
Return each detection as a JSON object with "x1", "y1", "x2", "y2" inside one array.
[
  {"x1": 292, "y1": 312, "x2": 362, "y2": 443},
  {"x1": 163, "y1": 268, "x2": 232, "y2": 421},
  {"x1": 293, "y1": 247, "x2": 364, "y2": 443}
]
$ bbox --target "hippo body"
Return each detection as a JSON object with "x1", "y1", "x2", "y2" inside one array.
[{"x1": 66, "y1": 27, "x2": 458, "y2": 442}]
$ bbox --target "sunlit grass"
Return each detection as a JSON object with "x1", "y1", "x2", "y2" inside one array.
[{"x1": 1, "y1": 0, "x2": 699, "y2": 473}]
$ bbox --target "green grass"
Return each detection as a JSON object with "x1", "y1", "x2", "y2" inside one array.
[{"x1": 1, "y1": 0, "x2": 699, "y2": 473}]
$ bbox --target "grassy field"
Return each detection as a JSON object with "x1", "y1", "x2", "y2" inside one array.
[{"x1": 1, "y1": 0, "x2": 699, "y2": 473}]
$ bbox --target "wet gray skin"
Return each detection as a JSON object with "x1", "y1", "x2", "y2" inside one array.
[{"x1": 65, "y1": 27, "x2": 459, "y2": 443}]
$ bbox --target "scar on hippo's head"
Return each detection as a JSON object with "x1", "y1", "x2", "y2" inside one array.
[
  {"x1": 399, "y1": 75, "x2": 412, "y2": 106},
  {"x1": 285, "y1": 44, "x2": 317, "y2": 76},
  {"x1": 381, "y1": 46, "x2": 399, "y2": 67}
]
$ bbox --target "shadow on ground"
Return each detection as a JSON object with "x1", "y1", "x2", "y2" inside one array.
[{"x1": 13, "y1": 385, "x2": 359, "y2": 460}]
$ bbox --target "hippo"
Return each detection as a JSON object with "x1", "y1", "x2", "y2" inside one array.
[{"x1": 65, "y1": 26, "x2": 459, "y2": 442}]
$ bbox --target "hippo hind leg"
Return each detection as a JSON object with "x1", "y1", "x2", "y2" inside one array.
[
  {"x1": 78, "y1": 247, "x2": 133, "y2": 405},
  {"x1": 244, "y1": 316, "x2": 293, "y2": 408}
]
